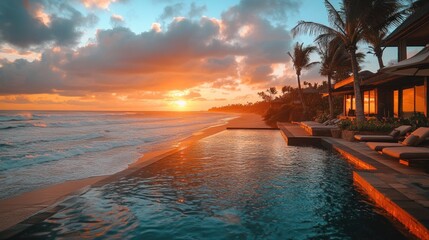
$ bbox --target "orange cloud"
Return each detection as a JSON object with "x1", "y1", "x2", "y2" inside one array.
[{"x1": 81, "y1": 0, "x2": 119, "y2": 9}]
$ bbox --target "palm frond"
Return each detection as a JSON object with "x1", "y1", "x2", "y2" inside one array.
[
  {"x1": 304, "y1": 61, "x2": 320, "y2": 69},
  {"x1": 324, "y1": 0, "x2": 346, "y2": 30},
  {"x1": 292, "y1": 21, "x2": 340, "y2": 38}
]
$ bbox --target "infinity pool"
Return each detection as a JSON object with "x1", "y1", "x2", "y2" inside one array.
[{"x1": 14, "y1": 130, "x2": 409, "y2": 239}]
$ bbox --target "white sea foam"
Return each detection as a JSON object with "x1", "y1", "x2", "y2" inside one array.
[{"x1": 0, "y1": 111, "x2": 235, "y2": 199}]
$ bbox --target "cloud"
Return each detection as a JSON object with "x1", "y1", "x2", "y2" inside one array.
[
  {"x1": 0, "y1": 0, "x2": 98, "y2": 49},
  {"x1": 0, "y1": 18, "x2": 240, "y2": 95},
  {"x1": 80, "y1": 0, "x2": 122, "y2": 9},
  {"x1": 110, "y1": 14, "x2": 124, "y2": 27},
  {"x1": 0, "y1": 95, "x2": 32, "y2": 104},
  {"x1": 0, "y1": 57, "x2": 64, "y2": 94},
  {"x1": 159, "y1": 3, "x2": 184, "y2": 21},
  {"x1": 183, "y1": 91, "x2": 201, "y2": 100},
  {"x1": 188, "y1": 2, "x2": 206, "y2": 18},
  {"x1": 220, "y1": 0, "x2": 299, "y2": 86},
  {"x1": 211, "y1": 78, "x2": 240, "y2": 90},
  {"x1": 151, "y1": 23, "x2": 162, "y2": 32}
]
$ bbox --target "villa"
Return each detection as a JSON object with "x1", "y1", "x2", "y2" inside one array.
[{"x1": 333, "y1": 3, "x2": 429, "y2": 119}]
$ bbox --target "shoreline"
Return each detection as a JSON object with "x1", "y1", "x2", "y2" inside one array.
[{"x1": 0, "y1": 113, "x2": 269, "y2": 232}]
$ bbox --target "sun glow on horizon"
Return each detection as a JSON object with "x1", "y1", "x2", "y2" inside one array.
[{"x1": 175, "y1": 100, "x2": 187, "y2": 108}]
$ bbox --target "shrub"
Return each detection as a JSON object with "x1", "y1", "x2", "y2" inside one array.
[
  {"x1": 338, "y1": 119, "x2": 352, "y2": 130},
  {"x1": 338, "y1": 119, "x2": 396, "y2": 132},
  {"x1": 399, "y1": 112, "x2": 429, "y2": 130},
  {"x1": 263, "y1": 104, "x2": 304, "y2": 126},
  {"x1": 314, "y1": 112, "x2": 330, "y2": 123}
]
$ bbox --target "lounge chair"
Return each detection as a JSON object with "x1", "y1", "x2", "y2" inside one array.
[
  {"x1": 382, "y1": 146, "x2": 429, "y2": 159},
  {"x1": 299, "y1": 119, "x2": 340, "y2": 136},
  {"x1": 382, "y1": 147, "x2": 429, "y2": 167},
  {"x1": 354, "y1": 125, "x2": 411, "y2": 142},
  {"x1": 366, "y1": 127, "x2": 429, "y2": 151}
]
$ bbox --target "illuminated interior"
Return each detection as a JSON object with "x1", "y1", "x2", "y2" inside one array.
[{"x1": 393, "y1": 90, "x2": 399, "y2": 117}]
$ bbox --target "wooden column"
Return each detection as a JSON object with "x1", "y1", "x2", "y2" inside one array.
[
  {"x1": 398, "y1": 40, "x2": 407, "y2": 61},
  {"x1": 425, "y1": 77, "x2": 428, "y2": 117}
]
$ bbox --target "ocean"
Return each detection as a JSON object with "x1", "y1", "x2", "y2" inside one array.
[{"x1": 0, "y1": 111, "x2": 235, "y2": 200}]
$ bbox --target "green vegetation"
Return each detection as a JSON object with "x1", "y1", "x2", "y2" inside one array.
[
  {"x1": 262, "y1": 85, "x2": 343, "y2": 126},
  {"x1": 208, "y1": 101, "x2": 270, "y2": 115},
  {"x1": 337, "y1": 113, "x2": 429, "y2": 132},
  {"x1": 337, "y1": 119, "x2": 396, "y2": 132}
]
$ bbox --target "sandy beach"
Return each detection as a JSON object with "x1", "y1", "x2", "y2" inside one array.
[{"x1": 0, "y1": 113, "x2": 269, "y2": 232}]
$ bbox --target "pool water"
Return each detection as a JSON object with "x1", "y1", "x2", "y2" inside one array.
[{"x1": 14, "y1": 130, "x2": 409, "y2": 239}]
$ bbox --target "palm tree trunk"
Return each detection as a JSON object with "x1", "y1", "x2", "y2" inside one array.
[
  {"x1": 327, "y1": 75, "x2": 334, "y2": 119},
  {"x1": 297, "y1": 74, "x2": 307, "y2": 114},
  {"x1": 376, "y1": 53, "x2": 384, "y2": 69},
  {"x1": 349, "y1": 49, "x2": 365, "y2": 123},
  {"x1": 374, "y1": 47, "x2": 384, "y2": 69}
]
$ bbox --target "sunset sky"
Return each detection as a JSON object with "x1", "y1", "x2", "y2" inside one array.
[{"x1": 0, "y1": 0, "x2": 400, "y2": 111}]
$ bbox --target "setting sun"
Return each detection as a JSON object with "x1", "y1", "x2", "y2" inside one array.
[{"x1": 175, "y1": 100, "x2": 187, "y2": 108}]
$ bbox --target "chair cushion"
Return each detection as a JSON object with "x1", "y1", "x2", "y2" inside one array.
[
  {"x1": 411, "y1": 127, "x2": 429, "y2": 145},
  {"x1": 401, "y1": 134, "x2": 419, "y2": 146},
  {"x1": 366, "y1": 142, "x2": 403, "y2": 151},
  {"x1": 389, "y1": 130, "x2": 400, "y2": 138},
  {"x1": 382, "y1": 147, "x2": 429, "y2": 159},
  {"x1": 395, "y1": 125, "x2": 412, "y2": 136},
  {"x1": 354, "y1": 135, "x2": 394, "y2": 142}
]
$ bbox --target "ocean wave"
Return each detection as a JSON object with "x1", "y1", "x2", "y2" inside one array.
[
  {"x1": 0, "y1": 138, "x2": 144, "y2": 171},
  {"x1": 0, "y1": 113, "x2": 43, "y2": 122},
  {"x1": 0, "y1": 122, "x2": 47, "y2": 130},
  {"x1": 0, "y1": 143, "x2": 14, "y2": 148},
  {"x1": 40, "y1": 112, "x2": 139, "y2": 120},
  {"x1": 2, "y1": 132, "x2": 106, "y2": 148},
  {"x1": 44, "y1": 117, "x2": 176, "y2": 128}
]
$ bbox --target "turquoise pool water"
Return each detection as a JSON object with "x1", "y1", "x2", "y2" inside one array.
[{"x1": 13, "y1": 130, "x2": 409, "y2": 239}]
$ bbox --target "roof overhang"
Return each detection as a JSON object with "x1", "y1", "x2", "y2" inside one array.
[
  {"x1": 383, "y1": 4, "x2": 429, "y2": 47},
  {"x1": 381, "y1": 45, "x2": 429, "y2": 76},
  {"x1": 333, "y1": 71, "x2": 375, "y2": 90}
]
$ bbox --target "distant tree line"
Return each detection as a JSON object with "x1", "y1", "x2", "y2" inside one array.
[
  {"x1": 209, "y1": 82, "x2": 343, "y2": 126},
  {"x1": 208, "y1": 101, "x2": 270, "y2": 115}
]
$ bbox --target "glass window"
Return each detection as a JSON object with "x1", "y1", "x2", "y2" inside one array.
[
  {"x1": 402, "y1": 87, "x2": 414, "y2": 114},
  {"x1": 345, "y1": 94, "x2": 355, "y2": 116},
  {"x1": 416, "y1": 85, "x2": 425, "y2": 113},
  {"x1": 345, "y1": 95, "x2": 350, "y2": 114},
  {"x1": 393, "y1": 90, "x2": 399, "y2": 117},
  {"x1": 364, "y1": 91, "x2": 369, "y2": 114},
  {"x1": 369, "y1": 90, "x2": 376, "y2": 114},
  {"x1": 363, "y1": 90, "x2": 377, "y2": 115}
]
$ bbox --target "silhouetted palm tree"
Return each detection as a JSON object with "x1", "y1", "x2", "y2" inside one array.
[
  {"x1": 292, "y1": 0, "x2": 393, "y2": 123},
  {"x1": 363, "y1": 0, "x2": 405, "y2": 69},
  {"x1": 288, "y1": 42, "x2": 318, "y2": 114},
  {"x1": 317, "y1": 37, "x2": 364, "y2": 118}
]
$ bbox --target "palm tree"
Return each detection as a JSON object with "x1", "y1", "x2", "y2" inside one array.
[
  {"x1": 317, "y1": 37, "x2": 364, "y2": 118},
  {"x1": 288, "y1": 42, "x2": 318, "y2": 115},
  {"x1": 292, "y1": 0, "x2": 393, "y2": 123},
  {"x1": 363, "y1": 0, "x2": 405, "y2": 69},
  {"x1": 266, "y1": 87, "x2": 278, "y2": 101}
]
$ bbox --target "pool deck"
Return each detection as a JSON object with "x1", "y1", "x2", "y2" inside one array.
[{"x1": 278, "y1": 122, "x2": 429, "y2": 240}]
